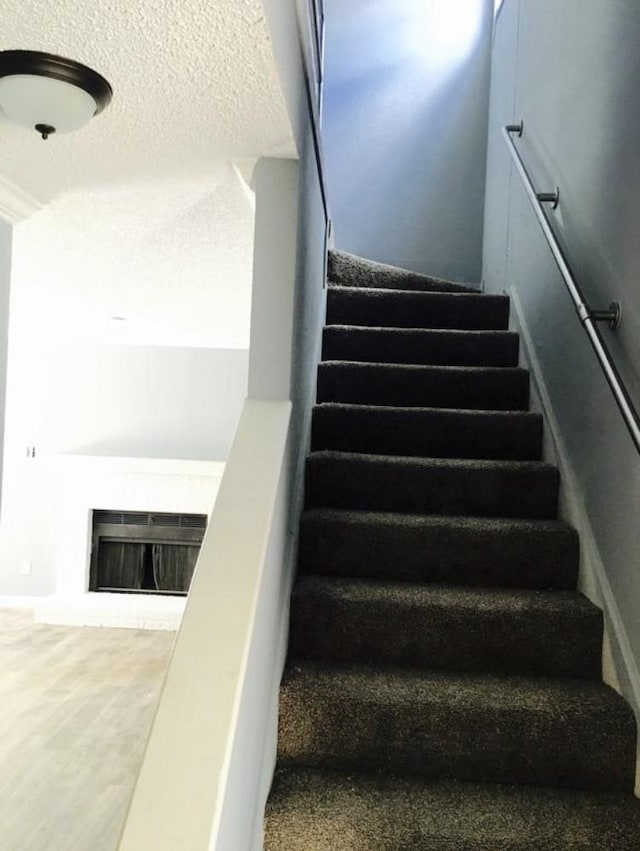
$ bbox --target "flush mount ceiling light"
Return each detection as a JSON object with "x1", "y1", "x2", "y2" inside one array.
[{"x1": 0, "y1": 50, "x2": 113, "y2": 140}]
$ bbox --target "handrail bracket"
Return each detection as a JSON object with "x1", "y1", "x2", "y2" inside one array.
[
  {"x1": 502, "y1": 119, "x2": 639, "y2": 452},
  {"x1": 584, "y1": 301, "x2": 622, "y2": 330}
]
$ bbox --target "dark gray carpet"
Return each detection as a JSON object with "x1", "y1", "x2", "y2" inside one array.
[
  {"x1": 311, "y1": 403, "x2": 543, "y2": 460},
  {"x1": 327, "y1": 285, "x2": 510, "y2": 330},
  {"x1": 298, "y1": 510, "x2": 579, "y2": 589},
  {"x1": 322, "y1": 325, "x2": 520, "y2": 367},
  {"x1": 290, "y1": 576, "x2": 602, "y2": 679},
  {"x1": 266, "y1": 768, "x2": 640, "y2": 851},
  {"x1": 304, "y1": 451, "x2": 560, "y2": 519},
  {"x1": 328, "y1": 249, "x2": 478, "y2": 293},
  {"x1": 277, "y1": 663, "x2": 635, "y2": 791},
  {"x1": 264, "y1": 250, "x2": 640, "y2": 848},
  {"x1": 317, "y1": 361, "x2": 530, "y2": 410}
]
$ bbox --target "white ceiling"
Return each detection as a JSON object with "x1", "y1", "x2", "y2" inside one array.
[
  {"x1": 0, "y1": 0, "x2": 296, "y2": 350},
  {"x1": 10, "y1": 164, "x2": 257, "y2": 349},
  {"x1": 0, "y1": 0, "x2": 295, "y2": 202}
]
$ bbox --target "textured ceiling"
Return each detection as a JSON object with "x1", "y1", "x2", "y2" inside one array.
[
  {"x1": 0, "y1": 0, "x2": 296, "y2": 350},
  {"x1": 10, "y1": 163, "x2": 257, "y2": 349},
  {"x1": 0, "y1": 0, "x2": 295, "y2": 202}
]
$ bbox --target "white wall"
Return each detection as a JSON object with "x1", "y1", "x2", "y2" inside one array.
[
  {"x1": 249, "y1": 160, "x2": 299, "y2": 399},
  {"x1": 483, "y1": 0, "x2": 640, "y2": 714},
  {"x1": 0, "y1": 342, "x2": 248, "y2": 596},
  {"x1": 322, "y1": 0, "x2": 493, "y2": 281},
  {"x1": 0, "y1": 160, "x2": 255, "y2": 598},
  {"x1": 118, "y1": 132, "x2": 328, "y2": 847}
]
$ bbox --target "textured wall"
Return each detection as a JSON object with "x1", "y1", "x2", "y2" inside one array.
[
  {"x1": 322, "y1": 0, "x2": 493, "y2": 282},
  {"x1": 483, "y1": 0, "x2": 640, "y2": 709}
]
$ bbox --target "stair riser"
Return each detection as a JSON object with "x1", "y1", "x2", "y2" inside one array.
[
  {"x1": 289, "y1": 588, "x2": 603, "y2": 679},
  {"x1": 305, "y1": 456, "x2": 558, "y2": 519},
  {"x1": 311, "y1": 405, "x2": 543, "y2": 461},
  {"x1": 298, "y1": 515, "x2": 579, "y2": 590},
  {"x1": 322, "y1": 327, "x2": 520, "y2": 367},
  {"x1": 327, "y1": 289, "x2": 510, "y2": 330},
  {"x1": 317, "y1": 363, "x2": 530, "y2": 411},
  {"x1": 278, "y1": 677, "x2": 635, "y2": 792}
]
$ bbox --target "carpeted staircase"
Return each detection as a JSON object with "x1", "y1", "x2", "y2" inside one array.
[{"x1": 264, "y1": 250, "x2": 640, "y2": 849}]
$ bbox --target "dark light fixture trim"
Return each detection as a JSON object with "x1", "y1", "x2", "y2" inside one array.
[{"x1": 0, "y1": 50, "x2": 113, "y2": 114}]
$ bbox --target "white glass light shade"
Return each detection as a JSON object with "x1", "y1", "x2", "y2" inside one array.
[{"x1": 0, "y1": 74, "x2": 98, "y2": 134}]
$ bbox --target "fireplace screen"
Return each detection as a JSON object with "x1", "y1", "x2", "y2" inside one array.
[{"x1": 90, "y1": 510, "x2": 207, "y2": 596}]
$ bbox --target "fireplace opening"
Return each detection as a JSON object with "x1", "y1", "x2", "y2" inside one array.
[{"x1": 89, "y1": 510, "x2": 207, "y2": 596}]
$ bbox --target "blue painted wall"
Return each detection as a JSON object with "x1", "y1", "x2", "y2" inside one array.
[{"x1": 323, "y1": 0, "x2": 493, "y2": 282}]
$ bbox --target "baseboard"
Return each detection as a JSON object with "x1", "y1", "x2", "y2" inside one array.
[
  {"x1": 0, "y1": 594, "x2": 44, "y2": 610},
  {"x1": 509, "y1": 286, "x2": 640, "y2": 793},
  {"x1": 33, "y1": 592, "x2": 184, "y2": 630}
]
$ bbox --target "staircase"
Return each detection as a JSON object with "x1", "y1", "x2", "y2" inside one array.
[{"x1": 264, "y1": 250, "x2": 640, "y2": 849}]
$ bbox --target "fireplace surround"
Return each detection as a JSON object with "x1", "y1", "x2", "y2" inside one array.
[{"x1": 34, "y1": 454, "x2": 224, "y2": 629}]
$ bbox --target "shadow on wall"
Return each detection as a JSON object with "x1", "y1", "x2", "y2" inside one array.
[{"x1": 323, "y1": 0, "x2": 493, "y2": 282}]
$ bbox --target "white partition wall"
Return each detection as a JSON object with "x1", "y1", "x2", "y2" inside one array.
[{"x1": 118, "y1": 157, "x2": 306, "y2": 851}]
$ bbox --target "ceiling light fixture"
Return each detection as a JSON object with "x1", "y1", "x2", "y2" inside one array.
[{"x1": 0, "y1": 50, "x2": 112, "y2": 140}]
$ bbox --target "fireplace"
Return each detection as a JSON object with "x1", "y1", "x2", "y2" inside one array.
[{"x1": 89, "y1": 510, "x2": 207, "y2": 596}]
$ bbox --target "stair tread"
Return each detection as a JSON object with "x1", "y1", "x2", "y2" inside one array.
[
  {"x1": 303, "y1": 506, "x2": 574, "y2": 533},
  {"x1": 281, "y1": 660, "x2": 631, "y2": 723},
  {"x1": 320, "y1": 360, "x2": 528, "y2": 375},
  {"x1": 277, "y1": 662, "x2": 636, "y2": 791},
  {"x1": 307, "y1": 449, "x2": 556, "y2": 472},
  {"x1": 293, "y1": 574, "x2": 598, "y2": 617},
  {"x1": 314, "y1": 400, "x2": 540, "y2": 417},
  {"x1": 265, "y1": 766, "x2": 640, "y2": 851},
  {"x1": 325, "y1": 323, "x2": 517, "y2": 335},
  {"x1": 328, "y1": 283, "x2": 503, "y2": 300}
]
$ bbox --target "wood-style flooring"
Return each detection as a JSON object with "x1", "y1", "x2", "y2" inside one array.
[{"x1": 0, "y1": 609, "x2": 175, "y2": 851}]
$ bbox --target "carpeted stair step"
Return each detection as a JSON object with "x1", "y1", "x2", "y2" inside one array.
[
  {"x1": 327, "y1": 286, "x2": 510, "y2": 330},
  {"x1": 277, "y1": 663, "x2": 636, "y2": 792},
  {"x1": 298, "y1": 510, "x2": 579, "y2": 590},
  {"x1": 317, "y1": 362, "x2": 530, "y2": 410},
  {"x1": 311, "y1": 403, "x2": 543, "y2": 461},
  {"x1": 305, "y1": 452, "x2": 559, "y2": 519},
  {"x1": 289, "y1": 576, "x2": 602, "y2": 679},
  {"x1": 322, "y1": 325, "x2": 520, "y2": 367},
  {"x1": 328, "y1": 248, "x2": 477, "y2": 293},
  {"x1": 265, "y1": 766, "x2": 640, "y2": 851}
]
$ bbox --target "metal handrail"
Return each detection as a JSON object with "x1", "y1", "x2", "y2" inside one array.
[
  {"x1": 503, "y1": 121, "x2": 640, "y2": 453},
  {"x1": 296, "y1": 0, "x2": 330, "y2": 227}
]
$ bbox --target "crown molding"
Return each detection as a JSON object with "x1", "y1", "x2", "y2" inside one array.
[{"x1": 0, "y1": 172, "x2": 42, "y2": 224}]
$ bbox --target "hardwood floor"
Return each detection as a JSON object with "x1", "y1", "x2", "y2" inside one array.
[{"x1": 0, "y1": 609, "x2": 175, "y2": 851}]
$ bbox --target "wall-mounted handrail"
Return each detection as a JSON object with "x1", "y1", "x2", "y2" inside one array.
[
  {"x1": 503, "y1": 121, "x2": 640, "y2": 453},
  {"x1": 296, "y1": 0, "x2": 330, "y2": 228}
]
